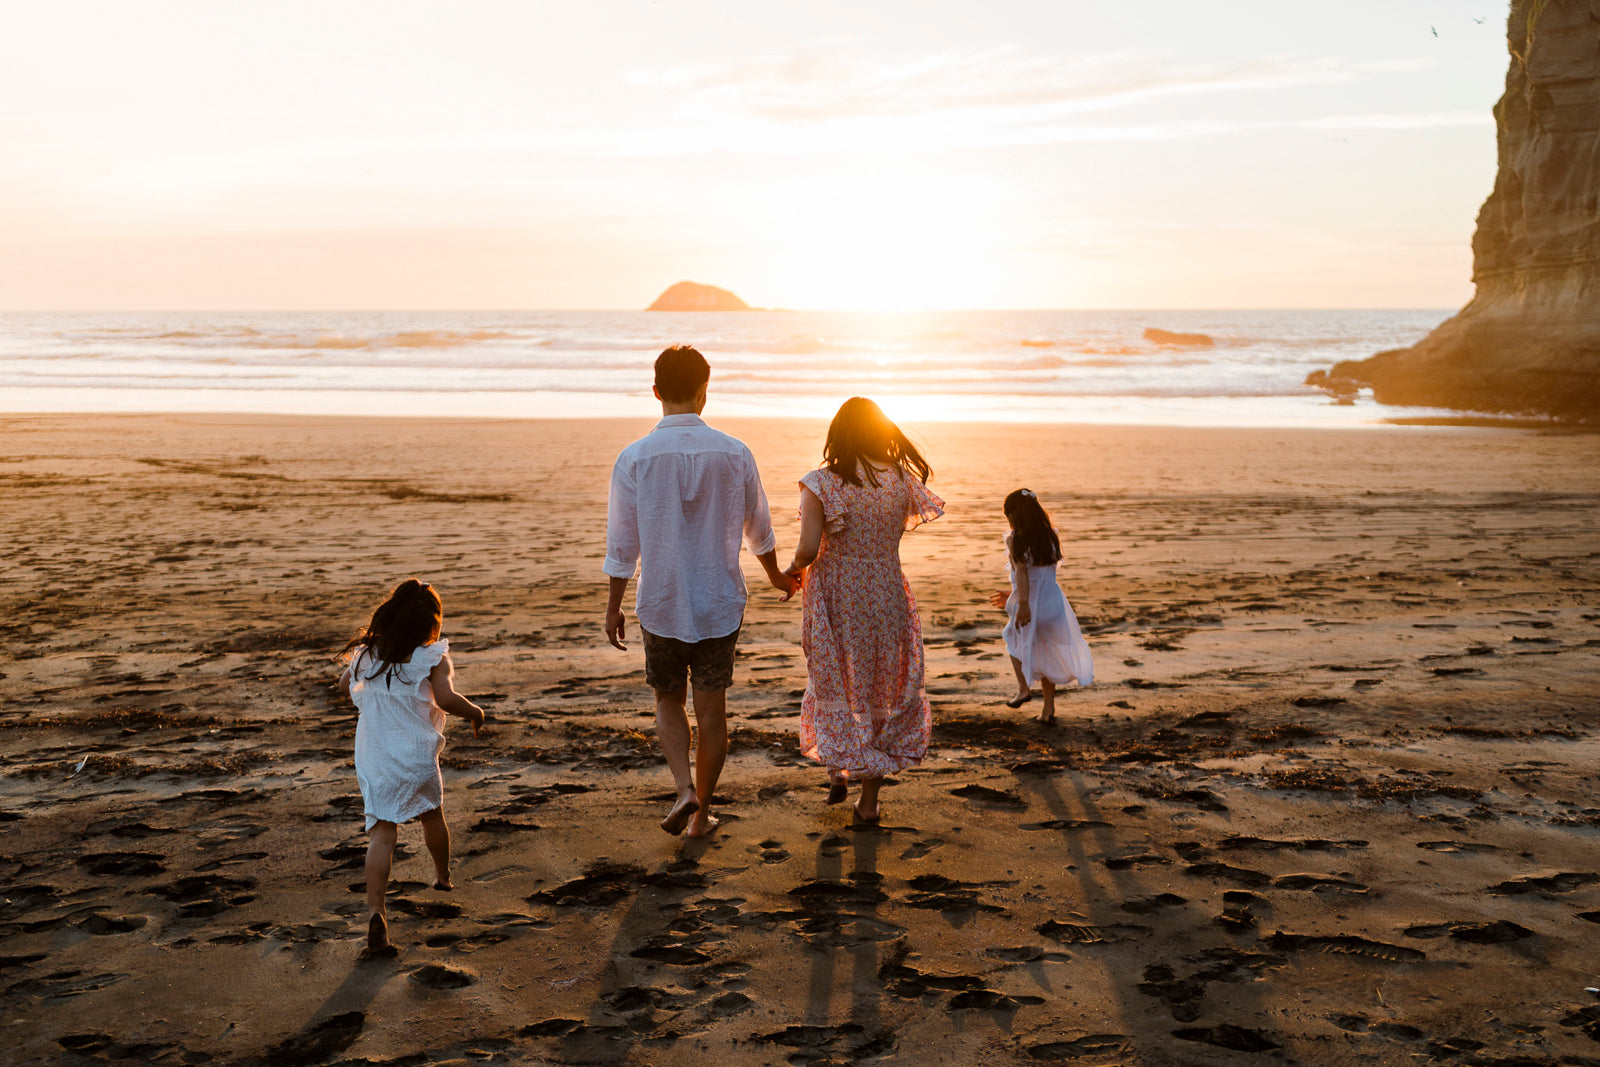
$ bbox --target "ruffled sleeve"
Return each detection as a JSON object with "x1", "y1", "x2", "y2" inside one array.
[
  {"x1": 799, "y1": 468, "x2": 848, "y2": 535},
  {"x1": 409, "y1": 638, "x2": 449, "y2": 674},
  {"x1": 905, "y1": 475, "x2": 945, "y2": 531}
]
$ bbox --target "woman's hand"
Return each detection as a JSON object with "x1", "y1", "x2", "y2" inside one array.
[
  {"x1": 988, "y1": 589, "x2": 1009, "y2": 609},
  {"x1": 1015, "y1": 603, "x2": 1032, "y2": 628},
  {"x1": 781, "y1": 562, "x2": 806, "y2": 602}
]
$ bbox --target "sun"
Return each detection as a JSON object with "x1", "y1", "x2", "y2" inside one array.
[{"x1": 754, "y1": 166, "x2": 1014, "y2": 311}]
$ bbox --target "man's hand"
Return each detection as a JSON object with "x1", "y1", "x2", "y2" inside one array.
[
  {"x1": 606, "y1": 607, "x2": 628, "y2": 650},
  {"x1": 605, "y1": 576, "x2": 630, "y2": 651},
  {"x1": 770, "y1": 569, "x2": 796, "y2": 600}
]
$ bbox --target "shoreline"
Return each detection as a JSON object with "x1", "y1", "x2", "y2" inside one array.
[{"x1": 0, "y1": 401, "x2": 1564, "y2": 432}]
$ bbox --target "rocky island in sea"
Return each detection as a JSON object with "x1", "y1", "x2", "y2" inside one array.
[
  {"x1": 1309, "y1": 0, "x2": 1600, "y2": 421},
  {"x1": 646, "y1": 281, "x2": 751, "y2": 311}
]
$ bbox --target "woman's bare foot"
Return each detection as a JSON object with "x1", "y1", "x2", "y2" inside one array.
[
  {"x1": 432, "y1": 876, "x2": 453, "y2": 892},
  {"x1": 660, "y1": 791, "x2": 700, "y2": 835},
  {"x1": 827, "y1": 773, "x2": 848, "y2": 805},
  {"x1": 1005, "y1": 690, "x2": 1033, "y2": 709},
  {"x1": 684, "y1": 813, "x2": 720, "y2": 839},
  {"x1": 367, "y1": 912, "x2": 390, "y2": 952},
  {"x1": 1035, "y1": 712, "x2": 1056, "y2": 725}
]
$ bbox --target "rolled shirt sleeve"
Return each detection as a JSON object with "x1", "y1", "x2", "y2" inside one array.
[
  {"x1": 603, "y1": 454, "x2": 641, "y2": 579},
  {"x1": 741, "y1": 449, "x2": 777, "y2": 556}
]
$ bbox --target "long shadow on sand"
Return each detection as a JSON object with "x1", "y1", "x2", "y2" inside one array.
[{"x1": 1017, "y1": 769, "x2": 1285, "y2": 1061}]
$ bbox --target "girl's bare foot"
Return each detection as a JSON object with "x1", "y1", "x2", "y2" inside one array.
[
  {"x1": 1035, "y1": 713, "x2": 1056, "y2": 725},
  {"x1": 367, "y1": 912, "x2": 390, "y2": 952},
  {"x1": 853, "y1": 802, "x2": 881, "y2": 825},
  {"x1": 432, "y1": 877, "x2": 453, "y2": 892},
  {"x1": 660, "y1": 791, "x2": 700, "y2": 835},
  {"x1": 684, "y1": 813, "x2": 720, "y2": 839}
]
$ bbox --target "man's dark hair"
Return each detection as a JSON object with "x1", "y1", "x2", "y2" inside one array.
[{"x1": 654, "y1": 345, "x2": 710, "y2": 403}]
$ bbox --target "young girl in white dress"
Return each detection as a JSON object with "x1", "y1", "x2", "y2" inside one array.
[
  {"x1": 989, "y1": 489, "x2": 1094, "y2": 723},
  {"x1": 339, "y1": 578, "x2": 485, "y2": 954}
]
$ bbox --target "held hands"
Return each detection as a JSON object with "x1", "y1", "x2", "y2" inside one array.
[
  {"x1": 605, "y1": 607, "x2": 628, "y2": 651},
  {"x1": 777, "y1": 563, "x2": 805, "y2": 602}
]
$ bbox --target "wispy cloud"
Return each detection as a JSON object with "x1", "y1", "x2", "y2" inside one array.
[{"x1": 629, "y1": 47, "x2": 1433, "y2": 125}]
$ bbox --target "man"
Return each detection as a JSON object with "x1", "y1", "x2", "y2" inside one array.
[{"x1": 604, "y1": 345, "x2": 793, "y2": 837}]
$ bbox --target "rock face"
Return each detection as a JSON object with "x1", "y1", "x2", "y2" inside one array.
[
  {"x1": 646, "y1": 281, "x2": 751, "y2": 312},
  {"x1": 1311, "y1": 1, "x2": 1600, "y2": 420},
  {"x1": 1144, "y1": 328, "x2": 1214, "y2": 347}
]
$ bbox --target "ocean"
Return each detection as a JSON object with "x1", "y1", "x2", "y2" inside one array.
[{"x1": 0, "y1": 308, "x2": 1458, "y2": 427}]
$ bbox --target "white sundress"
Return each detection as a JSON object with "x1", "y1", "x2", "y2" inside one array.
[
  {"x1": 1002, "y1": 536, "x2": 1094, "y2": 687},
  {"x1": 349, "y1": 638, "x2": 450, "y2": 830}
]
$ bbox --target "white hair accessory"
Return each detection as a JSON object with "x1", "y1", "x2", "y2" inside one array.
[{"x1": 1019, "y1": 488, "x2": 1035, "y2": 498}]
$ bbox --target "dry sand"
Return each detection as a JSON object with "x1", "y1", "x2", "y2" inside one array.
[{"x1": 2, "y1": 412, "x2": 1599, "y2": 1066}]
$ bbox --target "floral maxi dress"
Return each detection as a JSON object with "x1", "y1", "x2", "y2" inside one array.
[{"x1": 798, "y1": 466, "x2": 944, "y2": 777}]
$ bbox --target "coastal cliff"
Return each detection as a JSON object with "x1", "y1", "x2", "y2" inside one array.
[
  {"x1": 1311, "y1": 1, "x2": 1600, "y2": 419},
  {"x1": 646, "y1": 281, "x2": 751, "y2": 311}
]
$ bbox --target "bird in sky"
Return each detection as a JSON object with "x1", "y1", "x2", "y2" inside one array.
[
  {"x1": 1431, "y1": 25, "x2": 1439, "y2": 37},
  {"x1": 1472, "y1": 16, "x2": 1486, "y2": 23}
]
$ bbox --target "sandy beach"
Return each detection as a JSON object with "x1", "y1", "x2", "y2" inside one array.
[{"x1": 3, "y1": 411, "x2": 1599, "y2": 1066}]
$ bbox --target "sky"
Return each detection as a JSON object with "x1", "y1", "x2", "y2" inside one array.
[{"x1": 0, "y1": 1, "x2": 1511, "y2": 311}]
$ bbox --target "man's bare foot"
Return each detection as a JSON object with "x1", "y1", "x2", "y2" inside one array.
[
  {"x1": 684, "y1": 813, "x2": 720, "y2": 839},
  {"x1": 367, "y1": 912, "x2": 390, "y2": 952},
  {"x1": 660, "y1": 792, "x2": 700, "y2": 835},
  {"x1": 432, "y1": 877, "x2": 453, "y2": 891}
]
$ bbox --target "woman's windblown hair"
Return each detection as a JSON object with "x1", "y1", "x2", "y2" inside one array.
[
  {"x1": 823, "y1": 397, "x2": 932, "y2": 488},
  {"x1": 341, "y1": 578, "x2": 443, "y2": 684},
  {"x1": 1003, "y1": 489, "x2": 1062, "y2": 567}
]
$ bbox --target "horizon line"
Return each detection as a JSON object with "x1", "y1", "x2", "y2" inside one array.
[{"x1": 0, "y1": 305, "x2": 1460, "y2": 314}]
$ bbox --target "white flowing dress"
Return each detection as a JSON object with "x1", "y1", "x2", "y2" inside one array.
[
  {"x1": 1002, "y1": 537, "x2": 1094, "y2": 687},
  {"x1": 349, "y1": 638, "x2": 450, "y2": 830}
]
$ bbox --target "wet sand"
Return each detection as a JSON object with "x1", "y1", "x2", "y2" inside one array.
[{"x1": 2, "y1": 412, "x2": 1599, "y2": 1065}]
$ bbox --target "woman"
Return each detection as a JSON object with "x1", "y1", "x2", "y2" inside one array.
[{"x1": 784, "y1": 397, "x2": 943, "y2": 823}]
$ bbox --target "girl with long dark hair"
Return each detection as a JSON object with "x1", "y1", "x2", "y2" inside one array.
[
  {"x1": 339, "y1": 578, "x2": 485, "y2": 954},
  {"x1": 989, "y1": 489, "x2": 1093, "y2": 723}
]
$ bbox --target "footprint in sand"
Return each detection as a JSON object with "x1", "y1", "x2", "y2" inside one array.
[
  {"x1": 1173, "y1": 1025, "x2": 1281, "y2": 1052},
  {"x1": 77, "y1": 852, "x2": 166, "y2": 877},
  {"x1": 1025, "y1": 1034, "x2": 1130, "y2": 1059},
  {"x1": 1403, "y1": 920, "x2": 1533, "y2": 944},
  {"x1": 1265, "y1": 932, "x2": 1424, "y2": 963},
  {"x1": 949, "y1": 784, "x2": 1027, "y2": 810},
  {"x1": 409, "y1": 963, "x2": 474, "y2": 988},
  {"x1": 528, "y1": 861, "x2": 647, "y2": 907},
  {"x1": 79, "y1": 913, "x2": 148, "y2": 935}
]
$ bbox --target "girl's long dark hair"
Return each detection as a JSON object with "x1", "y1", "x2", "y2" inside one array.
[
  {"x1": 823, "y1": 397, "x2": 932, "y2": 487},
  {"x1": 341, "y1": 578, "x2": 442, "y2": 684},
  {"x1": 1004, "y1": 489, "x2": 1061, "y2": 566}
]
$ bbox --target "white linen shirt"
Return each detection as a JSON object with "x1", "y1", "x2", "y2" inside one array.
[{"x1": 604, "y1": 414, "x2": 777, "y2": 643}]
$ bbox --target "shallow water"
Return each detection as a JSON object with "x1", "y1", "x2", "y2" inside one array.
[{"x1": 0, "y1": 308, "x2": 1460, "y2": 426}]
